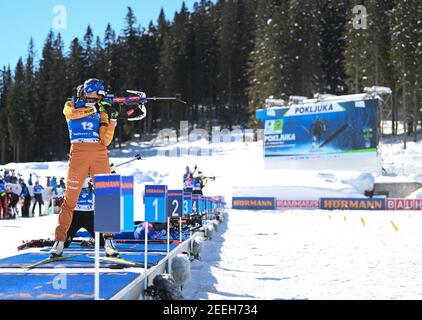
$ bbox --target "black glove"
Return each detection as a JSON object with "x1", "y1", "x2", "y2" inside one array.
[
  {"x1": 96, "y1": 101, "x2": 120, "y2": 120},
  {"x1": 107, "y1": 103, "x2": 121, "y2": 120}
]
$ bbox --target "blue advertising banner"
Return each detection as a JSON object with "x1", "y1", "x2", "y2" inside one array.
[
  {"x1": 121, "y1": 176, "x2": 134, "y2": 232},
  {"x1": 94, "y1": 174, "x2": 121, "y2": 232},
  {"x1": 183, "y1": 192, "x2": 192, "y2": 216},
  {"x1": 232, "y1": 197, "x2": 276, "y2": 210},
  {"x1": 320, "y1": 197, "x2": 386, "y2": 210},
  {"x1": 145, "y1": 185, "x2": 167, "y2": 222},
  {"x1": 256, "y1": 98, "x2": 379, "y2": 159},
  {"x1": 167, "y1": 190, "x2": 183, "y2": 218}
]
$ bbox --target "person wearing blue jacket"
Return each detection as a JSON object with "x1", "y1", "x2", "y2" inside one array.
[
  {"x1": 19, "y1": 181, "x2": 31, "y2": 218},
  {"x1": 32, "y1": 181, "x2": 44, "y2": 217},
  {"x1": 51, "y1": 176, "x2": 58, "y2": 196},
  {"x1": 3, "y1": 170, "x2": 10, "y2": 183}
]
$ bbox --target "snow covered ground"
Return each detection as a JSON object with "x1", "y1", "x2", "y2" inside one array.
[
  {"x1": 2, "y1": 132, "x2": 422, "y2": 299},
  {"x1": 0, "y1": 214, "x2": 57, "y2": 259},
  {"x1": 184, "y1": 209, "x2": 422, "y2": 300}
]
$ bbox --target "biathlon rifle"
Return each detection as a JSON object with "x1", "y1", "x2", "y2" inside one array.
[{"x1": 102, "y1": 90, "x2": 187, "y2": 122}]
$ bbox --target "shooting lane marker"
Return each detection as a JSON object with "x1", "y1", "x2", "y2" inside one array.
[
  {"x1": 390, "y1": 221, "x2": 399, "y2": 232},
  {"x1": 144, "y1": 185, "x2": 168, "y2": 290}
]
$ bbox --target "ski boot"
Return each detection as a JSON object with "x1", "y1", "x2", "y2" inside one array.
[
  {"x1": 104, "y1": 237, "x2": 120, "y2": 258},
  {"x1": 49, "y1": 241, "x2": 64, "y2": 258}
]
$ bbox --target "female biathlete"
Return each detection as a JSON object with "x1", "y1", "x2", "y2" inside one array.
[{"x1": 50, "y1": 79, "x2": 139, "y2": 258}]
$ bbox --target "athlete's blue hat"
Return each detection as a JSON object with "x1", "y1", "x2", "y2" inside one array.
[{"x1": 83, "y1": 78, "x2": 106, "y2": 96}]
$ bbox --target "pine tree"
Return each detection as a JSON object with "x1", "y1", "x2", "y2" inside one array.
[
  {"x1": 156, "y1": 9, "x2": 169, "y2": 52},
  {"x1": 319, "y1": 0, "x2": 349, "y2": 94},
  {"x1": 51, "y1": 33, "x2": 68, "y2": 159},
  {"x1": 0, "y1": 66, "x2": 12, "y2": 163},
  {"x1": 216, "y1": 0, "x2": 239, "y2": 128},
  {"x1": 24, "y1": 38, "x2": 38, "y2": 160},
  {"x1": 92, "y1": 36, "x2": 104, "y2": 80},
  {"x1": 344, "y1": 0, "x2": 369, "y2": 93},
  {"x1": 120, "y1": 7, "x2": 142, "y2": 141},
  {"x1": 138, "y1": 22, "x2": 159, "y2": 134},
  {"x1": 67, "y1": 38, "x2": 85, "y2": 95},
  {"x1": 6, "y1": 58, "x2": 27, "y2": 162},
  {"x1": 247, "y1": 0, "x2": 288, "y2": 125},
  {"x1": 158, "y1": 3, "x2": 193, "y2": 127},
  {"x1": 288, "y1": 0, "x2": 324, "y2": 96},
  {"x1": 103, "y1": 23, "x2": 119, "y2": 92},
  {"x1": 6, "y1": 39, "x2": 39, "y2": 162},
  {"x1": 390, "y1": 0, "x2": 422, "y2": 136},
  {"x1": 83, "y1": 25, "x2": 95, "y2": 78},
  {"x1": 157, "y1": 9, "x2": 175, "y2": 125},
  {"x1": 360, "y1": 0, "x2": 395, "y2": 89},
  {"x1": 216, "y1": 0, "x2": 258, "y2": 128},
  {"x1": 235, "y1": 0, "x2": 258, "y2": 124},
  {"x1": 37, "y1": 31, "x2": 56, "y2": 160},
  {"x1": 37, "y1": 32, "x2": 68, "y2": 160},
  {"x1": 122, "y1": 7, "x2": 142, "y2": 90},
  {"x1": 171, "y1": 2, "x2": 193, "y2": 125},
  {"x1": 191, "y1": 0, "x2": 218, "y2": 125}
]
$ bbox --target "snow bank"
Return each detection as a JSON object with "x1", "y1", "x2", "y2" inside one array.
[
  {"x1": 341, "y1": 172, "x2": 375, "y2": 194},
  {"x1": 406, "y1": 188, "x2": 422, "y2": 199}
]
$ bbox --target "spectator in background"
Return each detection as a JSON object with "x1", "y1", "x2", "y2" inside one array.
[
  {"x1": 28, "y1": 173, "x2": 33, "y2": 186},
  {"x1": 59, "y1": 177, "x2": 65, "y2": 190},
  {"x1": 19, "y1": 181, "x2": 31, "y2": 218},
  {"x1": 32, "y1": 181, "x2": 44, "y2": 217},
  {"x1": 183, "y1": 165, "x2": 197, "y2": 191},
  {"x1": 3, "y1": 169, "x2": 10, "y2": 183},
  {"x1": 10, "y1": 170, "x2": 18, "y2": 184},
  {"x1": 6, "y1": 186, "x2": 19, "y2": 219},
  {"x1": 51, "y1": 176, "x2": 58, "y2": 195},
  {"x1": 46, "y1": 177, "x2": 51, "y2": 188},
  {"x1": 0, "y1": 178, "x2": 7, "y2": 219}
]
